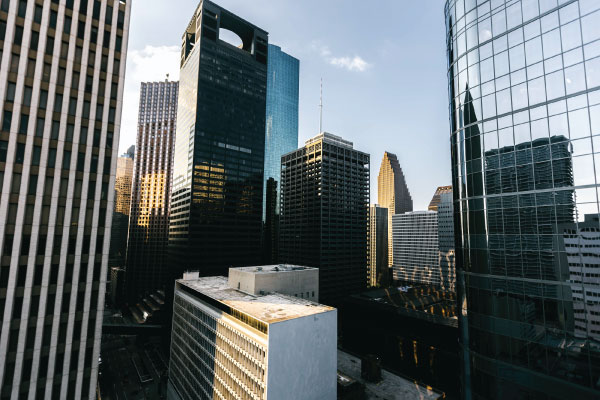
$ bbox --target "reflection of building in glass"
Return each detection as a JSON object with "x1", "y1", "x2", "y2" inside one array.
[
  {"x1": 263, "y1": 44, "x2": 299, "y2": 264},
  {"x1": 368, "y1": 205, "x2": 388, "y2": 288},
  {"x1": 433, "y1": 187, "x2": 456, "y2": 292},
  {"x1": 378, "y1": 152, "x2": 413, "y2": 268},
  {"x1": 0, "y1": 1, "x2": 131, "y2": 397},
  {"x1": 169, "y1": 1, "x2": 268, "y2": 279},
  {"x1": 392, "y1": 211, "x2": 440, "y2": 286},
  {"x1": 126, "y1": 81, "x2": 178, "y2": 302},
  {"x1": 446, "y1": 0, "x2": 600, "y2": 397},
  {"x1": 558, "y1": 214, "x2": 600, "y2": 341},
  {"x1": 109, "y1": 148, "x2": 134, "y2": 269},
  {"x1": 168, "y1": 267, "x2": 337, "y2": 400},
  {"x1": 280, "y1": 132, "x2": 370, "y2": 303}
]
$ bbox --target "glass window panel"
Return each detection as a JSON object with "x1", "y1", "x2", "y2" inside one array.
[
  {"x1": 561, "y1": 20, "x2": 582, "y2": 52},
  {"x1": 482, "y1": 93, "x2": 497, "y2": 119},
  {"x1": 581, "y1": 10, "x2": 600, "y2": 44},
  {"x1": 522, "y1": 0, "x2": 540, "y2": 21},
  {"x1": 545, "y1": 70, "x2": 565, "y2": 100},
  {"x1": 497, "y1": 88, "x2": 512, "y2": 114},
  {"x1": 544, "y1": 55, "x2": 563, "y2": 74},
  {"x1": 549, "y1": 113, "x2": 569, "y2": 136},
  {"x1": 570, "y1": 137, "x2": 593, "y2": 156},
  {"x1": 482, "y1": 80, "x2": 495, "y2": 96},
  {"x1": 541, "y1": 11, "x2": 559, "y2": 33},
  {"x1": 480, "y1": 42, "x2": 493, "y2": 60},
  {"x1": 565, "y1": 63, "x2": 586, "y2": 94},
  {"x1": 467, "y1": 25, "x2": 478, "y2": 49},
  {"x1": 548, "y1": 99, "x2": 567, "y2": 115},
  {"x1": 567, "y1": 93, "x2": 588, "y2": 111},
  {"x1": 584, "y1": 40, "x2": 600, "y2": 60},
  {"x1": 531, "y1": 118, "x2": 550, "y2": 140},
  {"x1": 495, "y1": 51, "x2": 509, "y2": 77},
  {"x1": 542, "y1": 29, "x2": 562, "y2": 59},
  {"x1": 509, "y1": 28, "x2": 524, "y2": 48},
  {"x1": 512, "y1": 83, "x2": 529, "y2": 110},
  {"x1": 514, "y1": 122, "x2": 531, "y2": 143},
  {"x1": 511, "y1": 69, "x2": 527, "y2": 85},
  {"x1": 484, "y1": 131, "x2": 498, "y2": 151},
  {"x1": 492, "y1": 9, "x2": 507, "y2": 37},
  {"x1": 590, "y1": 104, "x2": 600, "y2": 135},
  {"x1": 531, "y1": 104, "x2": 548, "y2": 120},
  {"x1": 573, "y1": 155, "x2": 595, "y2": 186},
  {"x1": 468, "y1": 63, "x2": 481, "y2": 86},
  {"x1": 528, "y1": 76, "x2": 547, "y2": 105},
  {"x1": 586, "y1": 57, "x2": 600, "y2": 88},
  {"x1": 563, "y1": 47, "x2": 584, "y2": 68},
  {"x1": 481, "y1": 57, "x2": 494, "y2": 82},
  {"x1": 479, "y1": 17, "x2": 492, "y2": 44},
  {"x1": 539, "y1": 0, "x2": 557, "y2": 14},
  {"x1": 497, "y1": 75, "x2": 510, "y2": 91},
  {"x1": 559, "y1": 3, "x2": 579, "y2": 25},
  {"x1": 499, "y1": 127, "x2": 514, "y2": 147},
  {"x1": 589, "y1": 88, "x2": 600, "y2": 105},
  {"x1": 575, "y1": 187, "x2": 598, "y2": 204},
  {"x1": 526, "y1": 37, "x2": 543, "y2": 65},
  {"x1": 493, "y1": 35, "x2": 508, "y2": 54},
  {"x1": 509, "y1": 44, "x2": 526, "y2": 71},
  {"x1": 527, "y1": 62, "x2": 545, "y2": 80},
  {"x1": 569, "y1": 108, "x2": 591, "y2": 139},
  {"x1": 506, "y1": 3, "x2": 522, "y2": 30}
]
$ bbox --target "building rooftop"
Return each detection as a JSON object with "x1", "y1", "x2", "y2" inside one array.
[
  {"x1": 337, "y1": 350, "x2": 443, "y2": 400},
  {"x1": 178, "y1": 276, "x2": 334, "y2": 324},
  {"x1": 305, "y1": 132, "x2": 354, "y2": 149},
  {"x1": 232, "y1": 264, "x2": 317, "y2": 274}
]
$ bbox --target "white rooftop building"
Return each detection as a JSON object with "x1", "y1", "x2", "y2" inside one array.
[{"x1": 168, "y1": 267, "x2": 337, "y2": 400}]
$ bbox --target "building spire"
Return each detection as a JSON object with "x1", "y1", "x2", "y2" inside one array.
[{"x1": 319, "y1": 78, "x2": 323, "y2": 133}]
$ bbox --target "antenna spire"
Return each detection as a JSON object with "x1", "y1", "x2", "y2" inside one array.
[{"x1": 319, "y1": 78, "x2": 323, "y2": 133}]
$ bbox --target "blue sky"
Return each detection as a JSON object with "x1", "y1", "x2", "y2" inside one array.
[{"x1": 120, "y1": 0, "x2": 450, "y2": 209}]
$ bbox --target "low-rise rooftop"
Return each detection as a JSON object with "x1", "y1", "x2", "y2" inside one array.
[
  {"x1": 233, "y1": 264, "x2": 317, "y2": 274},
  {"x1": 178, "y1": 276, "x2": 334, "y2": 324}
]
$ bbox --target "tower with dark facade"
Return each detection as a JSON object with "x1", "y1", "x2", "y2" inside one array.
[
  {"x1": 446, "y1": 0, "x2": 600, "y2": 398},
  {"x1": 262, "y1": 44, "x2": 299, "y2": 264},
  {"x1": 169, "y1": 1, "x2": 269, "y2": 279},
  {"x1": 0, "y1": 0, "x2": 131, "y2": 397},
  {"x1": 126, "y1": 80, "x2": 178, "y2": 301},
  {"x1": 279, "y1": 132, "x2": 370, "y2": 303}
]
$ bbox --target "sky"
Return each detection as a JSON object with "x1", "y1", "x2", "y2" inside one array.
[{"x1": 119, "y1": 0, "x2": 451, "y2": 210}]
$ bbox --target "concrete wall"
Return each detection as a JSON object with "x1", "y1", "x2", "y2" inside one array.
[
  {"x1": 229, "y1": 268, "x2": 319, "y2": 301},
  {"x1": 266, "y1": 309, "x2": 337, "y2": 400}
]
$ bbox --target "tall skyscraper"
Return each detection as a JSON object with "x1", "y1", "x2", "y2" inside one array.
[
  {"x1": 280, "y1": 132, "x2": 370, "y2": 303},
  {"x1": 263, "y1": 44, "x2": 299, "y2": 264},
  {"x1": 0, "y1": 0, "x2": 131, "y2": 397},
  {"x1": 377, "y1": 152, "x2": 412, "y2": 267},
  {"x1": 168, "y1": 267, "x2": 337, "y2": 400},
  {"x1": 169, "y1": 0, "x2": 269, "y2": 279},
  {"x1": 392, "y1": 211, "x2": 440, "y2": 286},
  {"x1": 125, "y1": 80, "x2": 178, "y2": 302},
  {"x1": 108, "y1": 147, "x2": 133, "y2": 269},
  {"x1": 368, "y1": 204, "x2": 388, "y2": 288},
  {"x1": 429, "y1": 186, "x2": 456, "y2": 292},
  {"x1": 446, "y1": 0, "x2": 600, "y2": 398}
]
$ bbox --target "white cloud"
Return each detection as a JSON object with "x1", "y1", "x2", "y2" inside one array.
[
  {"x1": 329, "y1": 56, "x2": 371, "y2": 72},
  {"x1": 118, "y1": 45, "x2": 181, "y2": 153}
]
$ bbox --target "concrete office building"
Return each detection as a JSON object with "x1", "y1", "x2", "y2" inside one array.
[
  {"x1": 377, "y1": 152, "x2": 412, "y2": 268},
  {"x1": 392, "y1": 211, "x2": 440, "y2": 286},
  {"x1": 169, "y1": 0, "x2": 269, "y2": 279},
  {"x1": 126, "y1": 80, "x2": 178, "y2": 301},
  {"x1": 0, "y1": 0, "x2": 131, "y2": 397},
  {"x1": 280, "y1": 132, "x2": 370, "y2": 303},
  {"x1": 263, "y1": 44, "x2": 299, "y2": 264},
  {"x1": 168, "y1": 268, "x2": 337, "y2": 400},
  {"x1": 368, "y1": 204, "x2": 388, "y2": 288}
]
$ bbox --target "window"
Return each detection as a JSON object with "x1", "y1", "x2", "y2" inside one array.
[
  {"x1": 23, "y1": 86, "x2": 32, "y2": 106},
  {"x1": 19, "y1": 113, "x2": 28, "y2": 134},
  {"x1": 64, "y1": 16, "x2": 72, "y2": 34},
  {"x1": 0, "y1": 140, "x2": 8, "y2": 162},
  {"x1": 33, "y1": 5, "x2": 42, "y2": 24},
  {"x1": 39, "y1": 90, "x2": 48, "y2": 109},
  {"x1": 15, "y1": 144, "x2": 25, "y2": 164},
  {"x1": 5, "y1": 82, "x2": 15, "y2": 103},
  {"x1": 14, "y1": 25, "x2": 23, "y2": 46},
  {"x1": 35, "y1": 117, "x2": 45, "y2": 137},
  {"x1": 2, "y1": 110, "x2": 12, "y2": 131}
]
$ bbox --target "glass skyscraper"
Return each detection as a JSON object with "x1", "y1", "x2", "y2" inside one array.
[
  {"x1": 263, "y1": 44, "x2": 299, "y2": 264},
  {"x1": 446, "y1": 0, "x2": 600, "y2": 398}
]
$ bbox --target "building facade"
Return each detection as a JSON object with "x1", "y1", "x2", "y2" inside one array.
[
  {"x1": 377, "y1": 152, "x2": 412, "y2": 268},
  {"x1": 392, "y1": 211, "x2": 440, "y2": 286},
  {"x1": 446, "y1": 0, "x2": 600, "y2": 398},
  {"x1": 430, "y1": 186, "x2": 456, "y2": 292},
  {"x1": 368, "y1": 204, "x2": 388, "y2": 288},
  {"x1": 108, "y1": 147, "x2": 133, "y2": 269},
  {"x1": 168, "y1": 269, "x2": 337, "y2": 400},
  {"x1": 263, "y1": 44, "x2": 299, "y2": 264},
  {"x1": 169, "y1": 0, "x2": 268, "y2": 280},
  {"x1": 280, "y1": 132, "x2": 370, "y2": 303},
  {"x1": 126, "y1": 80, "x2": 177, "y2": 302},
  {"x1": 0, "y1": 0, "x2": 131, "y2": 397}
]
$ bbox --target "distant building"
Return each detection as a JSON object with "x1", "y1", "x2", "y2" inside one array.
[
  {"x1": 280, "y1": 132, "x2": 370, "y2": 303},
  {"x1": 392, "y1": 211, "x2": 440, "y2": 286},
  {"x1": 378, "y1": 152, "x2": 412, "y2": 268},
  {"x1": 263, "y1": 44, "x2": 299, "y2": 264},
  {"x1": 109, "y1": 149, "x2": 135, "y2": 269},
  {"x1": 126, "y1": 81, "x2": 178, "y2": 301},
  {"x1": 429, "y1": 186, "x2": 456, "y2": 292},
  {"x1": 368, "y1": 205, "x2": 388, "y2": 288},
  {"x1": 168, "y1": 267, "x2": 337, "y2": 400}
]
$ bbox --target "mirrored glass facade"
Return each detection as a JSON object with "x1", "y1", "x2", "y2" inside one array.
[
  {"x1": 445, "y1": 0, "x2": 600, "y2": 398},
  {"x1": 262, "y1": 44, "x2": 299, "y2": 264}
]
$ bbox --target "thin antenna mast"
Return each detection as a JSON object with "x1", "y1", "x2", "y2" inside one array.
[{"x1": 319, "y1": 78, "x2": 323, "y2": 133}]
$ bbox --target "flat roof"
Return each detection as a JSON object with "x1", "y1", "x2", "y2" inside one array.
[
  {"x1": 337, "y1": 350, "x2": 443, "y2": 400},
  {"x1": 178, "y1": 276, "x2": 334, "y2": 324},
  {"x1": 232, "y1": 264, "x2": 317, "y2": 274}
]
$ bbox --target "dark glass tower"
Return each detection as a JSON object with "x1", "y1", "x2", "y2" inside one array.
[
  {"x1": 262, "y1": 44, "x2": 299, "y2": 264},
  {"x1": 0, "y1": 0, "x2": 131, "y2": 397},
  {"x1": 446, "y1": 0, "x2": 600, "y2": 398},
  {"x1": 169, "y1": 0, "x2": 268, "y2": 278},
  {"x1": 279, "y1": 132, "x2": 370, "y2": 304}
]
